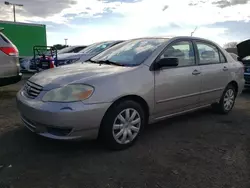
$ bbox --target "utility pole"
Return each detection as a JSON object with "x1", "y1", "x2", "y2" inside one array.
[
  {"x1": 13, "y1": 4, "x2": 16, "y2": 22},
  {"x1": 64, "y1": 39, "x2": 68, "y2": 46},
  {"x1": 4, "y1": 1, "x2": 23, "y2": 22}
]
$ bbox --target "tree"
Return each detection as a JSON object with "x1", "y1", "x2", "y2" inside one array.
[
  {"x1": 223, "y1": 42, "x2": 238, "y2": 49},
  {"x1": 52, "y1": 44, "x2": 68, "y2": 50}
]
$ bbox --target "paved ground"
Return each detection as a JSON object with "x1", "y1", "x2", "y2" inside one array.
[{"x1": 0, "y1": 76, "x2": 250, "y2": 188}]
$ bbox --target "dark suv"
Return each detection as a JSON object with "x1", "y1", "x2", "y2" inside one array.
[{"x1": 237, "y1": 40, "x2": 250, "y2": 88}]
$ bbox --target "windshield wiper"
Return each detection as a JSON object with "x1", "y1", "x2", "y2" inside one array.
[
  {"x1": 88, "y1": 59, "x2": 99, "y2": 64},
  {"x1": 97, "y1": 60, "x2": 124, "y2": 66}
]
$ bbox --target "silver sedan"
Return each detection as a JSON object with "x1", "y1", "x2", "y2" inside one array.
[{"x1": 17, "y1": 36, "x2": 244, "y2": 150}]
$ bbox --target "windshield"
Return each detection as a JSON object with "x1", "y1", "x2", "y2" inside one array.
[
  {"x1": 91, "y1": 38, "x2": 167, "y2": 66},
  {"x1": 79, "y1": 41, "x2": 115, "y2": 54},
  {"x1": 57, "y1": 46, "x2": 85, "y2": 54},
  {"x1": 243, "y1": 56, "x2": 250, "y2": 61}
]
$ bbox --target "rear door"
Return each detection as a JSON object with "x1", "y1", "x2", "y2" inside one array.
[
  {"x1": 0, "y1": 31, "x2": 19, "y2": 78},
  {"x1": 194, "y1": 40, "x2": 230, "y2": 105}
]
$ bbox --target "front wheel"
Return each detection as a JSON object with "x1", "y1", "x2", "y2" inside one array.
[
  {"x1": 99, "y1": 100, "x2": 145, "y2": 150},
  {"x1": 212, "y1": 84, "x2": 236, "y2": 114}
]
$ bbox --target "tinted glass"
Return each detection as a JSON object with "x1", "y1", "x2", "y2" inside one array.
[
  {"x1": 243, "y1": 56, "x2": 250, "y2": 60},
  {"x1": 79, "y1": 41, "x2": 115, "y2": 54},
  {"x1": 72, "y1": 46, "x2": 86, "y2": 53},
  {"x1": 196, "y1": 42, "x2": 220, "y2": 64},
  {"x1": 0, "y1": 33, "x2": 11, "y2": 44},
  {"x1": 57, "y1": 46, "x2": 75, "y2": 54},
  {"x1": 91, "y1": 38, "x2": 167, "y2": 66},
  {"x1": 160, "y1": 41, "x2": 195, "y2": 67}
]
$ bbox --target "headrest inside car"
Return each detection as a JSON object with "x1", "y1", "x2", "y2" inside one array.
[{"x1": 201, "y1": 51, "x2": 215, "y2": 59}]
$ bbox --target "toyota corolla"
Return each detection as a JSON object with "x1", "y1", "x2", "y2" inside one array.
[{"x1": 17, "y1": 36, "x2": 244, "y2": 150}]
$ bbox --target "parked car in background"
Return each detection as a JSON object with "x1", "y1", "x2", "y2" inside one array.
[
  {"x1": 237, "y1": 39, "x2": 250, "y2": 88},
  {"x1": 55, "y1": 40, "x2": 124, "y2": 66},
  {"x1": 19, "y1": 45, "x2": 87, "y2": 73},
  {"x1": 57, "y1": 45, "x2": 87, "y2": 54},
  {"x1": 19, "y1": 56, "x2": 35, "y2": 73},
  {"x1": 17, "y1": 36, "x2": 244, "y2": 150},
  {"x1": 0, "y1": 28, "x2": 22, "y2": 86}
]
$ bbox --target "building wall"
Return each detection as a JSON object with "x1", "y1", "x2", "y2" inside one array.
[
  {"x1": 0, "y1": 21, "x2": 47, "y2": 57},
  {"x1": 225, "y1": 48, "x2": 238, "y2": 55}
]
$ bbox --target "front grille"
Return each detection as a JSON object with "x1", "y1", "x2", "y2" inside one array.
[
  {"x1": 24, "y1": 80, "x2": 43, "y2": 98},
  {"x1": 245, "y1": 66, "x2": 250, "y2": 73},
  {"x1": 47, "y1": 127, "x2": 72, "y2": 136},
  {"x1": 21, "y1": 115, "x2": 72, "y2": 136}
]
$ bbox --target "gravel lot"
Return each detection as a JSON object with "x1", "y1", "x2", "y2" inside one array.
[{"x1": 0, "y1": 75, "x2": 250, "y2": 188}]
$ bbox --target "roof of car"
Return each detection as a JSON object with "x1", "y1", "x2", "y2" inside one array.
[
  {"x1": 130, "y1": 36, "x2": 216, "y2": 42},
  {"x1": 102, "y1": 40, "x2": 125, "y2": 43},
  {"x1": 68, "y1": 45, "x2": 87, "y2": 47}
]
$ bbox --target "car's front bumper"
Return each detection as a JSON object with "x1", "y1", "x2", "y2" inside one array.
[{"x1": 16, "y1": 90, "x2": 111, "y2": 140}]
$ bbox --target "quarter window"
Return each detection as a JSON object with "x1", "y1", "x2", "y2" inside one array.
[
  {"x1": 196, "y1": 42, "x2": 220, "y2": 64},
  {"x1": 219, "y1": 51, "x2": 227, "y2": 63},
  {"x1": 160, "y1": 41, "x2": 195, "y2": 67},
  {"x1": 0, "y1": 33, "x2": 11, "y2": 44}
]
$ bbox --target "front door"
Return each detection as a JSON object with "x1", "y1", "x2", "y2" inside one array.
[
  {"x1": 194, "y1": 41, "x2": 230, "y2": 105},
  {"x1": 154, "y1": 40, "x2": 202, "y2": 118}
]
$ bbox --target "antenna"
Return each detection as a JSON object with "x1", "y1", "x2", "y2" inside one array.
[{"x1": 191, "y1": 26, "x2": 198, "y2": 36}]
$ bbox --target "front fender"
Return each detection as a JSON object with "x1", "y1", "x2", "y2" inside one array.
[{"x1": 83, "y1": 65, "x2": 155, "y2": 113}]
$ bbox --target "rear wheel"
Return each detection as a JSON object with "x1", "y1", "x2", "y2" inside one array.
[
  {"x1": 212, "y1": 84, "x2": 236, "y2": 114},
  {"x1": 100, "y1": 100, "x2": 145, "y2": 150}
]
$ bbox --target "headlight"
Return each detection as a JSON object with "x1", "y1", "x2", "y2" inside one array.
[{"x1": 42, "y1": 84, "x2": 94, "y2": 102}]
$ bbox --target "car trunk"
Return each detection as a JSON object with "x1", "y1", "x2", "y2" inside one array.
[
  {"x1": 237, "y1": 39, "x2": 250, "y2": 61},
  {"x1": 237, "y1": 39, "x2": 250, "y2": 87}
]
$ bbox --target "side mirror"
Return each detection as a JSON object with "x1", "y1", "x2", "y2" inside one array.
[{"x1": 154, "y1": 57, "x2": 179, "y2": 70}]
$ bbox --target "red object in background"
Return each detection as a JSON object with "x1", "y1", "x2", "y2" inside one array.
[
  {"x1": 40, "y1": 55, "x2": 55, "y2": 69},
  {"x1": 48, "y1": 56, "x2": 55, "y2": 68}
]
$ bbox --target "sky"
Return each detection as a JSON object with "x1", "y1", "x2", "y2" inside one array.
[{"x1": 0, "y1": 0, "x2": 250, "y2": 46}]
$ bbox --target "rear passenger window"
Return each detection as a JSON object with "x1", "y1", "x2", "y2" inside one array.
[
  {"x1": 196, "y1": 42, "x2": 220, "y2": 64},
  {"x1": 160, "y1": 41, "x2": 195, "y2": 67},
  {"x1": 0, "y1": 33, "x2": 11, "y2": 44}
]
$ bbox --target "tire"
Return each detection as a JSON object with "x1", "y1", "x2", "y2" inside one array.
[
  {"x1": 212, "y1": 84, "x2": 236, "y2": 114},
  {"x1": 99, "y1": 100, "x2": 146, "y2": 150}
]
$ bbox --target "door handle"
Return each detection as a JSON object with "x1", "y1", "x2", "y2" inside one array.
[
  {"x1": 192, "y1": 69, "x2": 201, "y2": 75},
  {"x1": 223, "y1": 66, "x2": 228, "y2": 71}
]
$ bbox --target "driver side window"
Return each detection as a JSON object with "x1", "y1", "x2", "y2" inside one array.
[{"x1": 160, "y1": 41, "x2": 195, "y2": 67}]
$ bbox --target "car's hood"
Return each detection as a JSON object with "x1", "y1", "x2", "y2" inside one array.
[
  {"x1": 29, "y1": 62, "x2": 132, "y2": 90},
  {"x1": 57, "y1": 53, "x2": 81, "y2": 60},
  {"x1": 57, "y1": 53, "x2": 96, "y2": 62},
  {"x1": 237, "y1": 39, "x2": 250, "y2": 59},
  {"x1": 79, "y1": 54, "x2": 95, "y2": 62}
]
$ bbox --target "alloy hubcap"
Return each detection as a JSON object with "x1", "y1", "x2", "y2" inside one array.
[
  {"x1": 112, "y1": 108, "x2": 141, "y2": 144},
  {"x1": 223, "y1": 89, "x2": 235, "y2": 111}
]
